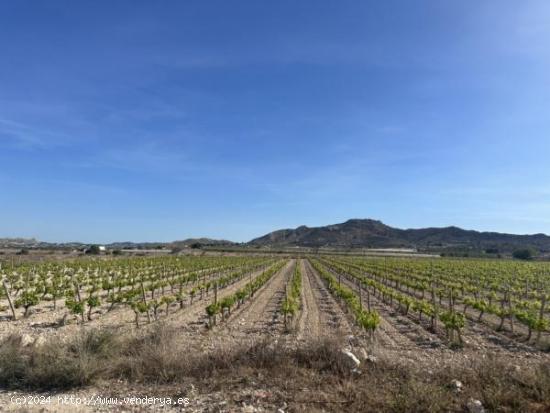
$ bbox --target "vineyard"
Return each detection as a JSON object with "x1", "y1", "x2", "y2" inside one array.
[
  {"x1": 2, "y1": 254, "x2": 550, "y2": 411},
  {"x1": 2, "y1": 254, "x2": 549, "y2": 351},
  {"x1": 0, "y1": 255, "x2": 282, "y2": 337},
  {"x1": 315, "y1": 256, "x2": 550, "y2": 350}
]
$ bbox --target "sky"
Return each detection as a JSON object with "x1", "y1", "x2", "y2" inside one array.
[{"x1": 1, "y1": 1, "x2": 549, "y2": 243}]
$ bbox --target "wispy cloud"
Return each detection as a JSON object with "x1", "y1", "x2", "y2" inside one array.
[
  {"x1": 0, "y1": 118, "x2": 69, "y2": 150},
  {"x1": 103, "y1": 143, "x2": 188, "y2": 173},
  {"x1": 65, "y1": 141, "x2": 188, "y2": 174}
]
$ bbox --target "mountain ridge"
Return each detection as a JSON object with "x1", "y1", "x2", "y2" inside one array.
[
  {"x1": 3, "y1": 219, "x2": 550, "y2": 253},
  {"x1": 248, "y1": 219, "x2": 550, "y2": 252}
]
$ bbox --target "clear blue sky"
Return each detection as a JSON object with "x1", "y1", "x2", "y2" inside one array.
[{"x1": 1, "y1": 1, "x2": 549, "y2": 243}]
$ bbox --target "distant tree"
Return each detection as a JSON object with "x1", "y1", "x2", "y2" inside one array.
[
  {"x1": 513, "y1": 249, "x2": 535, "y2": 260},
  {"x1": 86, "y1": 245, "x2": 101, "y2": 255},
  {"x1": 112, "y1": 249, "x2": 122, "y2": 255},
  {"x1": 17, "y1": 248, "x2": 29, "y2": 255},
  {"x1": 190, "y1": 242, "x2": 202, "y2": 249}
]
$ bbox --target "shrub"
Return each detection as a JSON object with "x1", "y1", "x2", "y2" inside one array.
[
  {"x1": 86, "y1": 245, "x2": 101, "y2": 255},
  {"x1": 0, "y1": 330, "x2": 117, "y2": 389},
  {"x1": 513, "y1": 248, "x2": 535, "y2": 260}
]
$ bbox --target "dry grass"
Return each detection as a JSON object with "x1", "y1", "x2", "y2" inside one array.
[
  {"x1": 0, "y1": 330, "x2": 118, "y2": 389},
  {"x1": 1, "y1": 326, "x2": 550, "y2": 412}
]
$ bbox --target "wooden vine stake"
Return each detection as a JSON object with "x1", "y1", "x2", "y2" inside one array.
[
  {"x1": 2, "y1": 280, "x2": 17, "y2": 321},
  {"x1": 536, "y1": 293, "x2": 546, "y2": 344}
]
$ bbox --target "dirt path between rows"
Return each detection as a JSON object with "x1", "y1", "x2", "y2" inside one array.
[
  {"x1": 294, "y1": 259, "x2": 321, "y2": 341},
  {"x1": 213, "y1": 260, "x2": 295, "y2": 344},
  {"x1": 160, "y1": 261, "x2": 288, "y2": 337},
  {"x1": 297, "y1": 259, "x2": 356, "y2": 343}
]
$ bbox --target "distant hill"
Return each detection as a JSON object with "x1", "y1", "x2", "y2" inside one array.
[
  {"x1": 170, "y1": 238, "x2": 237, "y2": 248},
  {"x1": 5, "y1": 221, "x2": 550, "y2": 254},
  {"x1": 0, "y1": 238, "x2": 39, "y2": 248},
  {"x1": 106, "y1": 239, "x2": 236, "y2": 250},
  {"x1": 248, "y1": 219, "x2": 550, "y2": 252},
  {"x1": 0, "y1": 238, "x2": 235, "y2": 251}
]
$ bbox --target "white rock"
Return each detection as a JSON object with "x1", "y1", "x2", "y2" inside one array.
[
  {"x1": 366, "y1": 355, "x2": 378, "y2": 363},
  {"x1": 466, "y1": 398, "x2": 485, "y2": 413},
  {"x1": 242, "y1": 403, "x2": 259, "y2": 412},
  {"x1": 20, "y1": 334, "x2": 34, "y2": 347},
  {"x1": 451, "y1": 379, "x2": 463, "y2": 393},
  {"x1": 341, "y1": 349, "x2": 361, "y2": 369},
  {"x1": 33, "y1": 336, "x2": 46, "y2": 347}
]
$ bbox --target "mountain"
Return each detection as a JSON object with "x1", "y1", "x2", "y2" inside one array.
[
  {"x1": 170, "y1": 238, "x2": 237, "y2": 248},
  {"x1": 5, "y1": 221, "x2": 550, "y2": 253},
  {"x1": 248, "y1": 219, "x2": 550, "y2": 252}
]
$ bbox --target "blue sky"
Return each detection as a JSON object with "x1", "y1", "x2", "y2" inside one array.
[{"x1": 1, "y1": 1, "x2": 549, "y2": 243}]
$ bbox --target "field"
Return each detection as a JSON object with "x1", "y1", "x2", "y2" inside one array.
[{"x1": 1, "y1": 253, "x2": 550, "y2": 412}]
